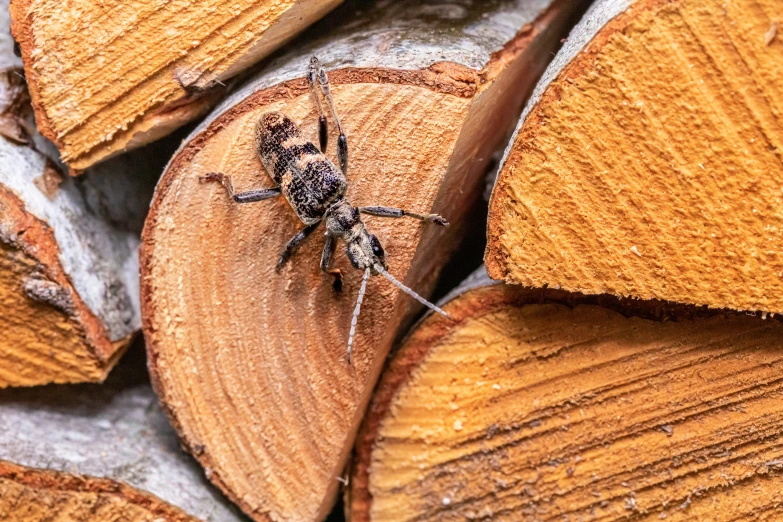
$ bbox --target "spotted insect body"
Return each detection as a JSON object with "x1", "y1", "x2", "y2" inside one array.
[
  {"x1": 202, "y1": 57, "x2": 449, "y2": 362},
  {"x1": 256, "y1": 112, "x2": 347, "y2": 226}
]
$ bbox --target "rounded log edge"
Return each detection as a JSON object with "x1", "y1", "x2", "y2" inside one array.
[
  {"x1": 141, "y1": 64, "x2": 484, "y2": 522},
  {"x1": 0, "y1": 460, "x2": 198, "y2": 522},
  {"x1": 350, "y1": 268, "x2": 783, "y2": 521}
]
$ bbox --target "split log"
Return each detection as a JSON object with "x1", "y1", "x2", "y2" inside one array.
[
  {"x1": 9, "y1": 0, "x2": 342, "y2": 172},
  {"x1": 486, "y1": 0, "x2": 783, "y2": 313},
  {"x1": 0, "y1": 131, "x2": 181, "y2": 387},
  {"x1": 0, "y1": 0, "x2": 170, "y2": 387},
  {"x1": 0, "y1": 347, "x2": 246, "y2": 521},
  {"x1": 141, "y1": 1, "x2": 588, "y2": 520},
  {"x1": 351, "y1": 267, "x2": 783, "y2": 521}
]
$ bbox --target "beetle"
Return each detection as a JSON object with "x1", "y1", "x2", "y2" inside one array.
[{"x1": 202, "y1": 57, "x2": 448, "y2": 362}]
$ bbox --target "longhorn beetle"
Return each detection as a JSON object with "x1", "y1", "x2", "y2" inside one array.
[{"x1": 201, "y1": 56, "x2": 449, "y2": 363}]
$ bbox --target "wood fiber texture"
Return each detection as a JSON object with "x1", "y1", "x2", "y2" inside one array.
[
  {"x1": 0, "y1": 186, "x2": 123, "y2": 387},
  {"x1": 141, "y1": 1, "x2": 586, "y2": 520},
  {"x1": 487, "y1": 0, "x2": 783, "y2": 313},
  {"x1": 9, "y1": 0, "x2": 342, "y2": 170},
  {"x1": 352, "y1": 274, "x2": 783, "y2": 521}
]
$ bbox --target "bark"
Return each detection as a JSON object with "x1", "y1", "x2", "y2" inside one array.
[
  {"x1": 140, "y1": 1, "x2": 588, "y2": 520},
  {"x1": 486, "y1": 0, "x2": 783, "y2": 313},
  {"x1": 0, "y1": 349, "x2": 246, "y2": 522},
  {"x1": 0, "y1": 0, "x2": 170, "y2": 387},
  {"x1": 351, "y1": 266, "x2": 783, "y2": 521},
  {"x1": 9, "y1": 0, "x2": 342, "y2": 171}
]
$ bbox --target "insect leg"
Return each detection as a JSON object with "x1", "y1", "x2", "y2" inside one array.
[
  {"x1": 358, "y1": 206, "x2": 449, "y2": 226},
  {"x1": 308, "y1": 57, "x2": 329, "y2": 153},
  {"x1": 314, "y1": 58, "x2": 348, "y2": 175},
  {"x1": 201, "y1": 172, "x2": 281, "y2": 203},
  {"x1": 320, "y1": 234, "x2": 343, "y2": 292},
  {"x1": 276, "y1": 222, "x2": 320, "y2": 272}
]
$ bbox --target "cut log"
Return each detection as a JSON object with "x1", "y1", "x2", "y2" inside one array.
[
  {"x1": 141, "y1": 1, "x2": 587, "y2": 520},
  {"x1": 0, "y1": 0, "x2": 170, "y2": 388},
  {"x1": 0, "y1": 132, "x2": 182, "y2": 387},
  {"x1": 0, "y1": 346, "x2": 246, "y2": 521},
  {"x1": 9, "y1": 0, "x2": 342, "y2": 172},
  {"x1": 351, "y1": 267, "x2": 783, "y2": 521},
  {"x1": 486, "y1": 0, "x2": 783, "y2": 313}
]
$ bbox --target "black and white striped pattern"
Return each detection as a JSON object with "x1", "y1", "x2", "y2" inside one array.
[{"x1": 255, "y1": 112, "x2": 347, "y2": 225}]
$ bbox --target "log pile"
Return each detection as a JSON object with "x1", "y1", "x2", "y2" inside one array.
[
  {"x1": 140, "y1": 1, "x2": 586, "y2": 519},
  {"x1": 0, "y1": 347, "x2": 245, "y2": 521},
  {"x1": 3, "y1": 0, "x2": 783, "y2": 520},
  {"x1": 0, "y1": 0, "x2": 174, "y2": 388}
]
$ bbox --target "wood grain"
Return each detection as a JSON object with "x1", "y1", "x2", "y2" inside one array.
[
  {"x1": 0, "y1": 0, "x2": 166, "y2": 387},
  {"x1": 486, "y1": 0, "x2": 783, "y2": 313},
  {"x1": 352, "y1": 271, "x2": 783, "y2": 521},
  {"x1": 0, "y1": 462, "x2": 198, "y2": 522},
  {"x1": 9, "y1": 0, "x2": 342, "y2": 171}
]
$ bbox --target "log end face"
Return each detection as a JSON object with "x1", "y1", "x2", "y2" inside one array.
[
  {"x1": 0, "y1": 244, "x2": 127, "y2": 388},
  {"x1": 352, "y1": 283, "x2": 783, "y2": 521},
  {"x1": 487, "y1": 0, "x2": 783, "y2": 313},
  {"x1": 141, "y1": 80, "x2": 472, "y2": 522}
]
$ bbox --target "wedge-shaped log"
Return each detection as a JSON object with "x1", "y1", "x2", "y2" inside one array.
[
  {"x1": 0, "y1": 351, "x2": 245, "y2": 521},
  {"x1": 0, "y1": 0, "x2": 165, "y2": 388},
  {"x1": 9, "y1": 0, "x2": 342, "y2": 171},
  {"x1": 141, "y1": 1, "x2": 587, "y2": 520},
  {"x1": 487, "y1": 0, "x2": 783, "y2": 313},
  {"x1": 351, "y1": 268, "x2": 783, "y2": 521}
]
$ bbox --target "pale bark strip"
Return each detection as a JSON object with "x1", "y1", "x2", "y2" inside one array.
[
  {"x1": 1, "y1": 0, "x2": 142, "y2": 341},
  {"x1": 0, "y1": 355, "x2": 246, "y2": 521},
  {"x1": 0, "y1": 139, "x2": 140, "y2": 341}
]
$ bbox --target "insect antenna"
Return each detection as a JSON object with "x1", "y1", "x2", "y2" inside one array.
[
  {"x1": 373, "y1": 264, "x2": 449, "y2": 318},
  {"x1": 347, "y1": 267, "x2": 371, "y2": 363}
]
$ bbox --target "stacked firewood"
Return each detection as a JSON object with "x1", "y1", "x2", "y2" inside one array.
[{"x1": 2, "y1": 0, "x2": 781, "y2": 520}]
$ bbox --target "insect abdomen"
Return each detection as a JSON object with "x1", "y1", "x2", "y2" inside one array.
[{"x1": 256, "y1": 112, "x2": 347, "y2": 225}]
